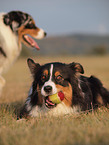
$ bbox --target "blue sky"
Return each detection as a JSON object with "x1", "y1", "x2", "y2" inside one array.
[{"x1": 0, "y1": 0, "x2": 109, "y2": 36}]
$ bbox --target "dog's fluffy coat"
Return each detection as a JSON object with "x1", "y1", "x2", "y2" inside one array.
[
  {"x1": 0, "y1": 11, "x2": 46, "y2": 95},
  {"x1": 19, "y1": 58, "x2": 109, "y2": 118}
]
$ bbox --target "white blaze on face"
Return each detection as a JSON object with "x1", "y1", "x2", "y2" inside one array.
[
  {"x1": 41, "y1": 64, "x2": 57, "y2": 96},
  {"x1": 35, "y1": 28, "x2": 45, "y2": 39}
]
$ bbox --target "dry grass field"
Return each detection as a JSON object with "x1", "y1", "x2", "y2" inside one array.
[{"x1": 0, "y1": 55, "x2": 109, "y2": 145}]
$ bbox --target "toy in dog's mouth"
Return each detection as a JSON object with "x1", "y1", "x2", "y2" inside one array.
[
  {"x1": 45, "y1": 96, "x2": 57, "y2": 109},
  {"x1": 44, "y1": 92, "x2": 65, "y2": 109},
  {"x1": 23, "y1": 35, "x2": 40, "y2": 50}
]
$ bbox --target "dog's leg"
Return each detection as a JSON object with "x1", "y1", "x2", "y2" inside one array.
[
  {"x1": 0, "y1": 75, "x2": 6, "y2": 97},
  {"x1": 18, "y1": 95, "x2": 33, "y2": 119},
  {"x1": 18, "y1": 83, "x2": 42, "y2": 119},
  {"x1": 18, "y1": 85, "x2": 33, "y2": 119},
  {"x1": 89, "y1": 76, "x2": 109, "y2": 107}
]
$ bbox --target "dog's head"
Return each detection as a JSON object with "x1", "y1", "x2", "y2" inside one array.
[
  {"x1": 27, "y1": 58, "x2": 84, "y2": 109},
  {"x1": 3, "y1": 11, "x2": 46, "y2": 49}
]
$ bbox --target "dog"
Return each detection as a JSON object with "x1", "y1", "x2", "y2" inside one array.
[
  {"x1": 0, "y1": 11, "x2": 46, "y2": 95},
  {"x1": 19, "y1": 58, "x2": 109, "y2": 118}
]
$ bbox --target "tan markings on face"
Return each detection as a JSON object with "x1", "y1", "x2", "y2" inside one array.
[
  {"x1": 18, "y1": 25, "x2": 40, "y2": 47},
  {"x1": 36, "y1": 84, "x2": 43, "y2": 106},
  {"x1": 43, "y1": 70, "x2": 48, "y2": 76},
  {"x1": 96, "y1": 94, "x2": 104, "y2": 105},
  {"x1": 55, "y1": 71, "x2": 61, "y2": 77},
  {"x1": 56, "y1": 83, "x2": 72, "y2": 106}
]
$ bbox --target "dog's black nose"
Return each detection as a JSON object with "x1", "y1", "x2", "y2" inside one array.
[
  {"x1": 44, "y1": 32, "x2": 47, "y2": 37},
  {"x1": 44, "y1": 85, "x2": 52, "y2": 93}
]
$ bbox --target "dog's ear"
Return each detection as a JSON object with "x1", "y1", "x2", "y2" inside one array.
[
  {"x1": 3, "y1": 14, "x2": 10, "y2": 25},
  {"x1": 68, "y1": 62, "x2": 84, "y2": 74},
  {"x1": 27, "y1": 58, "x2": 40, "y2": 77},
  {"x1": 11, "y1": 21, "x2": 19, "y2": 31},
  {"x1": 3, "y1": 13, "x2": 19, "y2": 31},
  {"x1": 3, "y1": 11, "x2": 27, "y2": 31}
]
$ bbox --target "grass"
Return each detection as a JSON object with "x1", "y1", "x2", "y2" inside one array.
[{"x1": 0, "y1": 55, "x2": 109, "y2": 145}]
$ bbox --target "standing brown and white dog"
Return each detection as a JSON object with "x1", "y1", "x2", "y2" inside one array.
[{"x1": 0, "y1": 11, "x2": 46, "y2": 95}]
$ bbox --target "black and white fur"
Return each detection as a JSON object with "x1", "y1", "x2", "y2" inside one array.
[
  {"x1": 19, "y1": 58, "x2": 109, "y2": 118},
  {"x1": 0, "y1": 11, "x2": 46, "y2": 95}
]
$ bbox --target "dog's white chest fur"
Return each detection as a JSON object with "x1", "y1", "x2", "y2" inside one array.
[
  {"x1": 29, "y1": 102, "x2": 79, "y2": 117},
  {"x1": 0, "y1": 14, "x2": 21, "y2": 74}
]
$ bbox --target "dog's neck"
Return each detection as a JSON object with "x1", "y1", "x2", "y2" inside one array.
[{"x1": 0, "y1": 14, "x2": 22, "y2": 73}]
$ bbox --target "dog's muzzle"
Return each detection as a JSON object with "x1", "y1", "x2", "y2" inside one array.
[{"x1": 45, "y1": 96, "x2": 56, "y2": 109}]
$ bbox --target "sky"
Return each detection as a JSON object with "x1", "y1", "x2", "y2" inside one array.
[{"x1": 0, "y1": 0, "x2": 109, "y2": 36}]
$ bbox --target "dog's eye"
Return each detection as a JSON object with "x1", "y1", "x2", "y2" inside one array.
[
  {"x1": 41, "y1": 75, "x2": 46, "y2": 81},
  {"x1": 25, "y1": 21, "x2": 36, "y2": 29},
  {"x1": 29, "y1": 23, "x2": 35, "y2": 28},
  {"x1": 56, "y1": 75, "x2": 63, "y2": 81}
]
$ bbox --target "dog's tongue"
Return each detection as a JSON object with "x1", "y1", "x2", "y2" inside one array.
[{"x1": 24, "y1": 35, "x2": 40, "y2": 50}]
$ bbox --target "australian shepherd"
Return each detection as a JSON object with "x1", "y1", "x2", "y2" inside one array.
[
  {"x1": 0, "y1": 11, "x2": 46, "y2": 94},
  {"x1": 19, "y1": 58, "x2": 109, "y2": 118}
]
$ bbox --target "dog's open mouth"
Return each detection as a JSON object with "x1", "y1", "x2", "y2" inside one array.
[
  {"x1": 45, "y1": 96, "x2": 57, "y2": 109},
  {"x1": 23, "y1": 35, "x2": 40, "y2": 50}
]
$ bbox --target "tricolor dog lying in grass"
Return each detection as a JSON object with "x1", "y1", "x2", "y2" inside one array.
[
  {"x1": 19, "y1": 58, "x2": 109, "y2": 118},
  {"x1": 0, "y1": 11, "x2": 46, "y2": 95}
]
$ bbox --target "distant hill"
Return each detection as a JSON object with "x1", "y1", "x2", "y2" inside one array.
[{"x1": 21, "y1": 34, "x2": 109, "y2": 56}]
